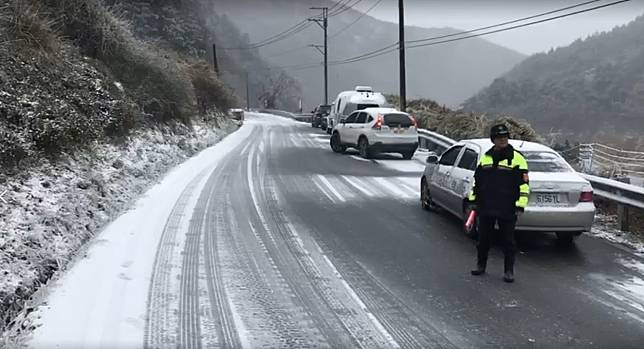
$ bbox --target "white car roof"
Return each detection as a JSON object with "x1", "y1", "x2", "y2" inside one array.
[
  {"x1": 362, "y1": 107, "x2": 406, "y2": 116},
  {"x1": 461, "y1": 138, "x2": 556, "y2": 153}
]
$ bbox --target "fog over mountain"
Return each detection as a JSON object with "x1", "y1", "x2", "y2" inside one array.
[
  {"x1": 463, "y1": 14, "x2": 644, "y2": 142},
  {"x1": 215, "y1": 0, "x2": 526, "y2": 109}
]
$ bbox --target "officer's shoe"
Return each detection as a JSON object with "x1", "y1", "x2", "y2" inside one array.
[
  {"x1": 471, "y1": 265, "x2": 486, "y2": 276},
  {"x1": 503, "y1": 271, "x2": 514, "y2": 283}
]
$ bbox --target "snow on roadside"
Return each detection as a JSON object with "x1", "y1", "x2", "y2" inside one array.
[
  {"x1": 0, "y1": 116, "x2": 239, "y2": 343},
  {"x1": 589, "y1": 214, "x2": 644, "y2": 254},
  {"x1": 22, "y1": 119, "x2": 254, "y2": 349}
]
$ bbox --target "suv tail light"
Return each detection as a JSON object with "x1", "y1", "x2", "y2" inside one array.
[
  {"x1": 373, "y1": 115, "x2": 384, "y2": 130},
  {"x1": 411, "y1": 115, "x2": 418, "y2": 128},
  {"x1": 579, "y1": 191, "x2": 593, "y2": 202}
]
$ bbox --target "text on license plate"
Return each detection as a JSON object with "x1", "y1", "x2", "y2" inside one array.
[{"x1": 535, "y1": 193, "x2": 564, "y2": 205}]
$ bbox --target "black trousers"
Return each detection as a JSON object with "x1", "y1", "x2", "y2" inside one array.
[{"x1": 477, "y1": 215, "x2": 517, "y2": 272}]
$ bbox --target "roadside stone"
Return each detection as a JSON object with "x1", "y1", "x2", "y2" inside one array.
[{"x1": 111, "y1": 159, "x2": 124, "y2": 169}]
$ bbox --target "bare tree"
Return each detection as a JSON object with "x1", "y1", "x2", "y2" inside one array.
[{"x1": 258, "y1": 72, "x2": 299, "y2": 110}]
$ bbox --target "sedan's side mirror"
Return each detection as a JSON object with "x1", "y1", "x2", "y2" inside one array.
[
  {"x1": 340, "y1": 119, "x2": 346, "y2": 124},
  {"x1": 426, "y1": 154, "x2": 439, "y2": 164}
]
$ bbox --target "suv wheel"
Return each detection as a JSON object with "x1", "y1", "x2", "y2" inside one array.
[
  {"x1": 358, "y1": 137, "x2": 372, "y2": 159},
  {"x1": 330, "y1": 133, "x2": 346, "y2": 153}
]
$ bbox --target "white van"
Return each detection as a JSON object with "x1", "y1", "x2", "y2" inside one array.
[{"x1": 328, "y1": 86, "x2": 388, "y2": 134}]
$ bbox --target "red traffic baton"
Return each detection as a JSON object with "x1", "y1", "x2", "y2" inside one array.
[{"x1": 465, "y1": 209, "x2": 477, "y2": 231}]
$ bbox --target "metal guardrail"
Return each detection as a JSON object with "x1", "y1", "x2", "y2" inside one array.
[
  {"x1": 581, "y1": 174, "x2": 644, "y2": 210},
  {"x1": 417, "y1": 129, "x2": 644, "y2": 211},
  {"x1": 417, "y1": 129, "x2": 456, "y2": 154}
]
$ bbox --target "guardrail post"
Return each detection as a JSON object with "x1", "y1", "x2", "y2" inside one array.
[
  {"x1": 617, "y1": 204, "x2": 631, "y2": 232},
  {"x1": 579, "y1": 144, "x2": 594, "y2": 173}
]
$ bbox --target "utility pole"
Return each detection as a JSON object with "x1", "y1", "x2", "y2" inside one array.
[
  {"x1": 212, "y1": 43, "x2": 219, "y2": 74},
  {"x1": 309, "y1": 7, "x2": 328, "y2": 105},
  {"x1": 398, "y1": 0, "x2": 407, "y2": 111},
  {"x1": 245, "y1": 71, "x2": 250, "y2": 110}
]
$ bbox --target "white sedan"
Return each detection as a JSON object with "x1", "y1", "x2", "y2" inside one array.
[{"x1": 420, "y1": 138, "x2": 595, "y2": 244}]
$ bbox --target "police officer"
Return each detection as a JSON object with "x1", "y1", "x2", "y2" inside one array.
[{"x1": 468, "y1": 124, "x2": 530, "y2": 283}]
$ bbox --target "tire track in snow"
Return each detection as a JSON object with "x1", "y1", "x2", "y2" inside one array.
[
  {"x1": 178, "y1": 190, "x2": 206, "y2": 349},
  {"x1": 144, "y1": 170, "x2": 208, "y2": 349},
  {"x1": 144, "y1": 126, "x2": 259, "y2": 349},
  {"x1": 202, "y1": 176, "x2": 243, "y2": 349},
  {"x1": 266, "y1": 126, "x2": 404, "y2": 348},
  {"x1": 246, "y1": 128, "x2": 354, "y2": 348}
]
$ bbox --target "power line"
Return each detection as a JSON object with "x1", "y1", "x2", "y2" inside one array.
[
  {"x1": 406, "y1": 0, "x2": 604, "y2": 45},
  {"x1": 330, "y1": 0, "x2": 630, "y2": 66},
  {"x1": 219, "y1": 19, "x2": 313, "y2": 50},
  {"x1": 330, "y1": 0, "x2": 384, "y2": 38},
  {"x1": 328, "y1": 0, "x2": 351, "y2": 13},
  {"x1": 270, "y1": 0, "x2": 630, "y2": 71},
  {"x1": 406, "y1": 0, "x2": 631, "y2": 50},
  {"x1": 217, "y1": 1, "x2": 362, "y2": 51},
  {"x1": 329, "y1": 0, "x2": 363, "y2": 16}
]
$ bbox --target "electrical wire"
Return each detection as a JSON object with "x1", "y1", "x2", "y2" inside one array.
[
  {"x1": 406, "y1": 0, "x2": 631, "y2": 50},
  {"x1": 219, "y1": 19, "x2": 313, "y2": 50},
  {"x1": 330, "y1": 0, "x2": 384, "y2": 38},
  {"x1": 329, "y1": 0, "x2": 364, "y2": 16},
  {"x1": 405, "y1": 0, "x2": 604, "y2": 45}
]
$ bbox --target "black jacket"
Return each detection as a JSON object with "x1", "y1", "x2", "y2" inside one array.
[{"x1": 469, "y1": 145, "x2": 530, "y2": 219}]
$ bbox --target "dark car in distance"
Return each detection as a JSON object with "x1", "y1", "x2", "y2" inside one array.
[{"x1": 311, "y1": 104, "x2": 332, "y2": 129}]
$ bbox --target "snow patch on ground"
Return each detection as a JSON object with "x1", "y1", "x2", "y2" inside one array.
[
  {"x1": 589, "y1": 214, "x2": 644, "y2": 254},
  {"x1": 0, "y1": 116, "x2": 239, "y2": 342}
]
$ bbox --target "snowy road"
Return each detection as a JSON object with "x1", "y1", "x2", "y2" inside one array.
[{"x1": 26, "y1": 113, "x2": 644, "y2": 348}]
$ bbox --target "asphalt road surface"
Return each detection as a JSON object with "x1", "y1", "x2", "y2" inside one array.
[{"x1": 27, "y1": 113, "x2": 644, "y2": 348}]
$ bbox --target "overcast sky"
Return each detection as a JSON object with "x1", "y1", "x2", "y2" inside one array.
[{"x1": 360, "y1": 0, "x2": 644, "y2": 54}]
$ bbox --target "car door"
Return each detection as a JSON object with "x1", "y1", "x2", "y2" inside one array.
[
  {"x1": 446, "y1": 147, "x2": 479, "y2": 216},
  {"x1": 353, "y1": 112, "x2": 369, "y2": 141},
  {"x1": 429, "y1": 145, "x2": 464, "y2": 209},
  {"x1": 340, "y1": 112, "x2": 359, "y2": 145}
]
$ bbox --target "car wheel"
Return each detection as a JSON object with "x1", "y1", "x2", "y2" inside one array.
[
  {"x1": 463, "y1": 204, "x2": 478, "y2": 239},
  {"x1": 402, "y1": 151, "x2": 414, "y2": 160},
  {"x1": 358, "y1": 137, "x2": 372, "y2": 159},
  {"x1": 330, "y1": 133, "x2": 346, "y2": 153},
  {"x1": 556, "y1": 232, "x2": 576, "y2": 246},
  {"x1": 421, "y1": 178, "x2": 434, "y2": 211}
]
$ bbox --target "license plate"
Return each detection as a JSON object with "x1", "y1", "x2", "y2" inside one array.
[
  {"x1": 534, "y1": 193, "x2": 565, "y2": 206},
  {"x1": 394, "y1": 127, "x2": 406, "y2": 134}
]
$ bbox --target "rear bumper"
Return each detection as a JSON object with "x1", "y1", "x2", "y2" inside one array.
[
  {"x1": 370, "y1": 142, "x2": 418, "y2": 153},
  {"x1": 515, "y1": 203, "x2": 595, "y2": 232}
]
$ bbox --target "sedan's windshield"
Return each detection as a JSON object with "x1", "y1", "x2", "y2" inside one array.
[{"x1": 523, "y1": 151, "x2": 572, "y2": 172}]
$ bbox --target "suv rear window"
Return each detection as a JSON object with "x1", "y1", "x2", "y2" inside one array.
[
  {"x1": 356, "y1": 104, "x2": 380, "y2": 110},
  {"x1": 383, "y1": 113, "x2": 413, "y2": 127},
  {"x1": 523, "y1": 151, "x2": 572, "y2": 172}
]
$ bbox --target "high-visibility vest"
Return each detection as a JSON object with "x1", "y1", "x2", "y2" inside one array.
[{"x1": 468, "y1": 149, "x2": 530, "y2": 210}]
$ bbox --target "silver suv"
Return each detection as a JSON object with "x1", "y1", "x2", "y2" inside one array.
[{"x1": 330, "y1": 108, "x2": 419, "y2": 159}]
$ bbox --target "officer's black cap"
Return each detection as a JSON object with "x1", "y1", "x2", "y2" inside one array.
[{"x1": 490, "y1": 124, "x2": 510, "y2": 140}]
